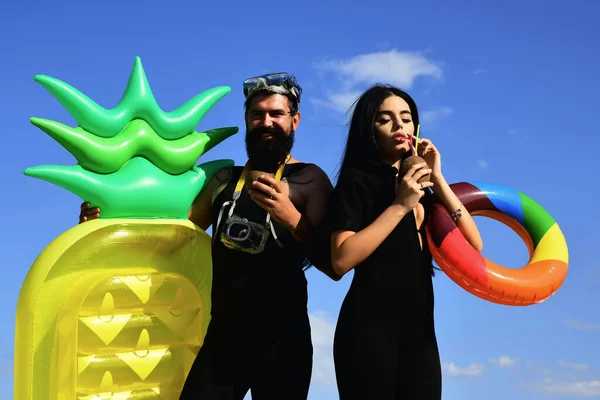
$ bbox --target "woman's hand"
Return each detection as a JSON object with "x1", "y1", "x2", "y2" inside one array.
[
  {"x1": 414, "y1": 136, "x2": 442, "y2": 182},
  {"x1": 394, "y1": 162, "x2": 434, "y2": 212}
]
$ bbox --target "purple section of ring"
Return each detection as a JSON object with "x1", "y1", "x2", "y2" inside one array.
[{"x1": 427, "y1": 182, "x2": 499, "y2": 248}]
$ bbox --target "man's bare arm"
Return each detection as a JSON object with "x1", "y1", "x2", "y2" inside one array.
[
  {"x1": 188, "y1": 167, "x2": 231, "y2": 230},
  {"x1": 290, "y1": 165, "x2": 340, "y2": 281}
]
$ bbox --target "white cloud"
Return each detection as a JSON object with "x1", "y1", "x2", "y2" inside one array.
[
  {"x1": 314, "y1": 50, "x2": 443, "y2": 89},
  {"x1": 566, "y1": 320, "x2": 600, "y2": 331},
  {"x1": 310, "y1": 90, "x2": 361, "y2": 114},
  {"x1": 522, "y1": 359, "x2": 600, "y2": 397},
  {"x1": 309, "y1": 311, "x2": 337, "y2": 386},
  {"x1": 490, "y1": 355, "x2": 519, "y2": 367},
  {"x1": 474, "y1": 68, "x2": 485, "y2": 75},
  {"x1": 443, "y1": 362, "x2": 485, "y2": 377},
  {"x1": 421, "y1": 107, "x2": 454, "y2": 125},
  {"x1": 477, "y1": 159, "x2": 489, "y2": 169},
  {"x1": 524, "y1": 360, "x2": 589, "y2": 382},
  {"x1": 312, "y1": 50, "x2": 451, "y2": 121},
  {"x1": 531, "y1": 379, "x2": 600, "y2": 397},
  {"x1": 559, "y1": 361, "x2": 590, "y2": 372}
]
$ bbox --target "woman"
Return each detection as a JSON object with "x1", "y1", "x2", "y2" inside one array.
[{"x1": 329, "y1": 84, "x2": 483, "y2": 399}]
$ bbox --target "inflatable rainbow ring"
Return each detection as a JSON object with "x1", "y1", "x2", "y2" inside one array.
[{"x1": 426, "y1": 181, "x2": 568, "y2": 306}]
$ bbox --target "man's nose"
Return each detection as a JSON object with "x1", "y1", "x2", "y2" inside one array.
[{"x1": 259, "y1": 113, "x2": 274, "y2": 127}]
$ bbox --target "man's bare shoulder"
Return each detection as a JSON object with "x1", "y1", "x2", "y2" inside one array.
[
  {"x1": 214, "y1": 166, "x2": 233, "y2": 184},
  {"x1": 207, "y1": 166, "x2": 234, "y2": 203}
]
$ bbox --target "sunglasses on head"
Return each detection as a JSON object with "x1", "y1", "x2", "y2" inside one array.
[{"x1": 243, "y1": 72, "x2": 300, "y2": 100}]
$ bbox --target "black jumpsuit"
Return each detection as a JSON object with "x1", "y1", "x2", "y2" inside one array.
[
  {"x1": 329, "y1": 161, "x2": 442, "y2": 399},
  {"x1": 180, "y1": 163, "x2": 313, "y2": 400}
]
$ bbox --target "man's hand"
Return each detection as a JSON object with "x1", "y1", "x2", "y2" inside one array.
[
  {"x1": 79, "y1": 202, "x2": 100, "y2": 224},
  {"x1": 248, "y1": 174, "x2": 302, "y2": 232},
  {"x1": 249, "y1": 164, "x2": 341, "y2": 281}
]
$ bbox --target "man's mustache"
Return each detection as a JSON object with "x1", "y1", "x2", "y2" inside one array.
[{"x1": 248, "y1": 125, "x2": 285, "y2": 138}]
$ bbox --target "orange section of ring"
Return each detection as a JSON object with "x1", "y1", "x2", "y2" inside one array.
[{"x1": 426, "y1": 185, "x2": 568, "y2": 306}]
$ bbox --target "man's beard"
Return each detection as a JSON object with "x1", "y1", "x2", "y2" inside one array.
[{"x1": 245, "y1": 125, "x2": 295, "y2": 172}]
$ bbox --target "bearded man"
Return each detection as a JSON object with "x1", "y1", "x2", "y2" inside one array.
[{"x1": 80, "y1": 73, "x2": 337, "y2": 399}]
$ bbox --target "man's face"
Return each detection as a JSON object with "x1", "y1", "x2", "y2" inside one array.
[{"x1": 245, "y1": 92, "x2": 300, "y2": 171}]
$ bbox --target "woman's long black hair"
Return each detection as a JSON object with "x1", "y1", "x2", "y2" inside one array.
[
  {"x1": 335, "y1": 84, "x2": 439, "y2": 276},
  {"x1": 336, "y1": 84, "x2": 421, "y2": 181}
]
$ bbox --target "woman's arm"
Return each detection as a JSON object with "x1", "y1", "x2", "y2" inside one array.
[
  {"x1": 330, "y1": 163, "x2": 433, "y2": 277},
  {"x1": 414, "y1": 135, "x2": 483, "y2": 252},
  {"x1": 431, "y1": 174, "x2": 483, "y2": 252},
  {"x1": 331, "y1": 203, "x2": 409, "y2": 277}
]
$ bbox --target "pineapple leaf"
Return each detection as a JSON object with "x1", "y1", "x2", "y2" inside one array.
[
  {"x1": 24, "y1": 157, "x2": 234, "y2": 220},
  {"x1": 26, "y1": 57, "x2": 238, "y2": 219},
  {"x1": 34, "y1": 56, "x2": 231, "y2": 140},
  {"x1": 197, "y1": 159, "x2": 234, "y2": 185},
  {"x1": 30, "y1": 117, "x2": 238, "y2": 174},
  {"x1": 202, "y1": 125, "x2": 243, "y2": 155}
]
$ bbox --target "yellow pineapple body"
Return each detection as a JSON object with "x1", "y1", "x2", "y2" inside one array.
[
  {"x1": 16, "y1": 219, "x2": 212, "y2": 399},
  {"x1": 18, "y1": 57, "x2": 237, "y2": 399}
]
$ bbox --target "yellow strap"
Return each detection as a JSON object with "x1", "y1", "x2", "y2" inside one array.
[{"x1": 233, "y1": 154, "x2": 291, "y2": 195}]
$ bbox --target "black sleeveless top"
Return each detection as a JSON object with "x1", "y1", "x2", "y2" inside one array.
[
  {"x1": 209, "y1": 163, "x2": 311, "y2": 324},
  {"x1": 329, "y1": 161, "x2": 436, "y2": 333}
]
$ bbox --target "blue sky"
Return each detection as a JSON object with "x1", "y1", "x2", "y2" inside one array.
[{"x1": 1, "y1": 0, "x2": 599, "y2": 398}]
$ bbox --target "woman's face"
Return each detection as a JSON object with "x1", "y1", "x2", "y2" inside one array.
[{"x1": 374, "y1": 95, "x2": 415, "y2": 163}]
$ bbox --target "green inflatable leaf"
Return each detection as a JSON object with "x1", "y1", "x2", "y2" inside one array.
[
  {"x1": 30, "y1": 117, "x2": 238, "y2": 174},
  {"x1": 34, "y1": 56, "x2": 231, "y2": 140},
  {"x1": 24, "y1": 158, "x2": 234, "y2": 220},
  {"x1": 25, "y1": 57, "x2": 238, "y2": 220}
]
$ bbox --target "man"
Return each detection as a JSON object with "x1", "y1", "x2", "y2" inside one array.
[{"x1": 79, "y1": 72, "x2": 338, "y2": 399}]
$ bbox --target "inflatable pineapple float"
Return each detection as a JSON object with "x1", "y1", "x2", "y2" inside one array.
[{"x1": 16, "y1": 57, "x2": 237, "y2": 399}]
